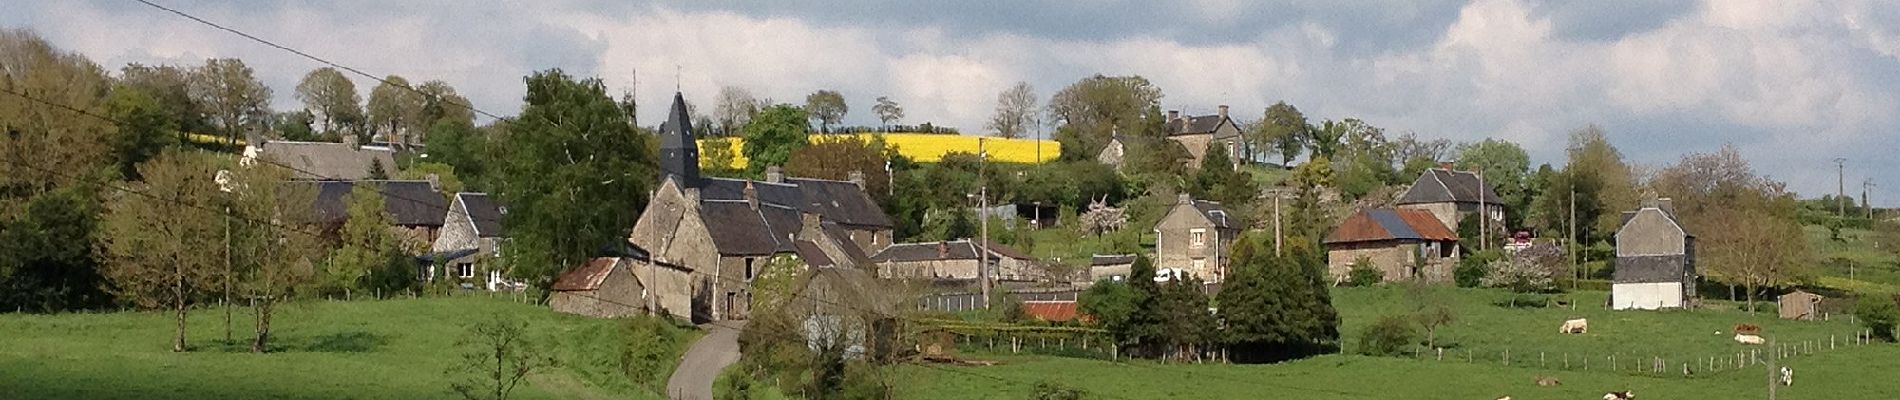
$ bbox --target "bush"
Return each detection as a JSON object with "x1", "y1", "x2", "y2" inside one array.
[
  {"x1": 1857, "y1": 295, "x2": 1899, "y2": 342},
  {"x1": 1345, "y1": 257, "x2": 1383, "y2": 287},
  {"x1": 1357, "y1": 314, "x2": 1417, "y2": 356},
  {"x1": 1032, "y1": 381, "x2": 1086, "y2": 400},
  {"x1": 621, "y1": 317, "x2": 687, "y2": 391},
  {"x1": 1455, "y1": 250, "x2": 1501, "y2": 288}
]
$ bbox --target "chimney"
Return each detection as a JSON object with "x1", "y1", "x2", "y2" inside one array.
[
  {"x1": 743, "y1": 180, "x2": 759, "y2": 210},
  {"x1": 1167, "y1": 110, "x2": 1181, "y2": 122},
  {"x1": 1656, "y1": 197, "x2": 1675, "y2": 217},
  {"x1": 847, "y1": 170, "x2": 865, "y2": 188},
  {"x1": 425, "y1": 173, "x2": 441, "y2": 192},
  {"x1": 1439, "y1": 161, "x2": 1454, "y2": 171},
  {"x1": 765, "y1": 166, "x2": 784, "y2": 184},
  {"x1": 938, "y1": 241, "x2": 949, "y2": 259},
  {"x1": 1217, "y1": 105, "x2": 1229, "y2": 118},
  {"x1": 1178, "y1": 192, "x2": 1192, "y2": 205}
]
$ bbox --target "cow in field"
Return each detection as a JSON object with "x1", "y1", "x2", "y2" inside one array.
[
  {"x1": 1559, "y1": 318, "x2": 1588, "y2": 334},
  {"x1": 1734, "y1": 334, "x2": 1765, "y2": 345},
  {"x1": 1734, "y1": 323, "x2": 1761, "y2": 335},
  {"x1": 1780, "y1": 366, "x2": 1793, "y2": 386},
  {"x1": 1602, "y1": 390, "x2": 1635, "y2": 399}
]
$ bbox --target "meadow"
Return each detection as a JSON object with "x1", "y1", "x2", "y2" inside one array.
[
  {"x1": 0, "y1": 296, "x2": 694, "y2": 400},
  {"x1": 699, "y1": 133, "x2": 1061, "y2": 170}
]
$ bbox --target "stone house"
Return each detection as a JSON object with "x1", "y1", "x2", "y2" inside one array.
[
  {"x1": 549, "y1": 257, "x2": 643, "y2": 318},
  {"x1": 627, "y1": 92, "x2": 893, "y2": 322},
  {"x1": 790, "y1": 267, "x2": 900, "y2": 361},
  {"x1": 241, "y1": 140, "x2": 398, "y2": 181},
  {"x1": 1612, "y1": 198, "x2": 1697, "y2": 310},
  {"x1": 309, "y1": 180, "x2": 447, "y2": 253},
  {"x1": 1153, "y1": 194, "x2": 1240, "y2": 283},
  {"x1": 1088, "y1": 254, "x2": 1137, "y2": 283},
  {"x1": 1778, "y1": 290, "x2": 1824, "y2": 321},
  {"x1": 1323, "y1": 208, "x2": 1460, "y2": 284},
  {"x1": 1395, "y1": 164, "x2": 1505, "y2": 237},
  {"x1": 1163, "y1": 106, "x2": 1243, "y2": 169},
  {"x1": 1096, "y1": 134, "x2": 1128, "y2": 171},
  {"x1": 425, "y1": 192, "x2": 514, "y2": 290},
  {"x1": 870, "y1": 240, "x2": 1042, "y2": 282}
]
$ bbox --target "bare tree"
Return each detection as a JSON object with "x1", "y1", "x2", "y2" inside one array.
[
  {"x1": 987, "y1": 82, "x2": 1038, "y2": 138},
  {"x1": 713, "y1": 86, "x2": 761, "y2": 136},
  {"x1": 449, "y1": 315, "x2": 551, "y2": 400},
  {"x1": 872, "y1": 96, "x2": 904, "y2": 129}
]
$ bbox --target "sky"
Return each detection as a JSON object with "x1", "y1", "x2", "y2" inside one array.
[{"x1": 6, "y1": 0, "x2": 1900, "y2": 205}]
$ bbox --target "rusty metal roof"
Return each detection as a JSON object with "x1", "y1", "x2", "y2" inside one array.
[
  {"x1": 551, "y1": 257, "x2": 620, "y2": 291},
  {"x1": 1324, "y1": 208, "x2": 1458, "y2": 244}
]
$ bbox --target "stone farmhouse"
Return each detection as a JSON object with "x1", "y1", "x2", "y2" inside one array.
[
  {"x1": 548, "y1": 245, "x2": 694, "y2": 319},
  {"x1": 1323, "y1": 208, "x2": 1460, "y2": 284},
  {"x1": 870, "y1": 239, "x2": 1041, "y2": 282},
  {"x1": 1395, "y1": 164, "x2": 1505, "y2": 237},
  {"x1": 627, "y1": 93, "x2": 893, "y2": 322},
  {"x1": 1154, "y1": 194, "x2": 1239, "y2": 283},
  {"x1": 241, "y1": 139, "x2": 398, "y2": 181},
  {"x1": 1612, "y1": 198, "x2": 1697, "y2": 310},
  {"x1": 425, "y1": 192, "x2": 517, "y2": 290},
  {"x1": 307, "y1": 179, "x2": 447, "y2": 253},
  {"x1": 1088, "y1": 254, "x2": 1137, "y2": 283},
  {"x1": 1163, "y1": 106, "x2": 1242, "y2": 169}
]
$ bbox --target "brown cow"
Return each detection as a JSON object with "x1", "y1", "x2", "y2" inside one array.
[{"x1": 1734, "y1": 323, "x2": 1761, "y2": 335}]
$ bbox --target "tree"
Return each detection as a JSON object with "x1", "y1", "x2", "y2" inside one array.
[
  {"x1": 189, "y1": 58, "x2": 272, "y2": 145},
  {"x1": 804, "y1": 90, "x2": 847, "y2": 133},
  {"x1": 271, "y1": 110, "x2": 319, "y2": 142},
  {"x1": 367, "y1": 75, "x2": 424, "y2": 146},
  {"x1": 449, "y1": 314, "x2": 551, "y2": 400},
  {"x1": 1255, "y1": 101, "x2": 1308, "y2": 166},
  {"x1": 490, "y1": 70, "x2": 655, "y2": 289},
  {"x1": 1856, "y1": 295, "x2": 1898, "y2": 342},
  {"x1": 0, "y1": 187, "x2": 107, "y2": 312},
  {"x1": 1120, "y1": 254, "x2": 1166, "y2": 357},
  {"x1": 1531, "y1": 126, "x2": 1637, "y2": 242},
  {"x1": 699, "y1": 136, "x2": 739, "y2": 177},
  {"x1": 1217, "y1": 233, "x2": 1341, "y2": 363},
  {"x1": 293, "y1": 67, "x2": 363, "y2": 137},
  {"x1": 987, "y1": 82, "x2": 1038, "y2": 139},
  {"x1": 871, "y1": 96, "x2": 903, "y2": 129},
  {"x1": 0, "y1": 29, "x2": 115, "y2": 313},
  {"x1": 103, "y1": 85, "x2": 178, "y2": 180},
  {"x1": 227, "y1": 163, "x2": 325, "y2": 352},
  {"x1": 1404, "y1": 281, "x2": 1455, "y2": 349},
  {"x1": 1046, "y1": 75, "x2": 1163, "y2": 160},
  {"x1": 96, "y1": 149, "x2": 225, "y2": 352},
  {"x1": 397, "y1": 161, "x2": 467, "y2": 194},
  {"x1": 1345, "y1": 257, "x2": 1383, "y2": 287},
  {"x1": 415, "y1": 80, "x2": 475, "y2": 133},
  {"x1": 1455, "y1": 139, "x2": 1531, "y2": 227},
  {"x1": 741, "y1": 104, "x2": 811, "y2": 174},
  {"x1": 325, "y1": 184, "x2": 404, "y2": 296},
  {"x1": 120, "y1": 62, "x2": 209, "y2": 142},
  {"x1": 1191, "y1": 142, "x2": 1254, "y2": 208},
  {"x1": 1480, "y1": 245, "x2": 1566, "y2": 307},
  {"x1": 713, "y1": 86, "x2": 761, "y2": 136},
  {"x1": 1157, "y1": 276, "x2": 1214, "y2": 361},
  {"x1": 423, "y1": 121, "x2": 488, "y2": 186},
  {"x1": 1078, "y1": 279, "x2": 1138, "y2": 333},
  {"x1": 1356, "y1": 314, "x2": 1416, "y2": 356},
  {"x1": 366, "y1": 158, "x2": 390, "y2": 180},
  {"x1": 785, "y1": 135, "x2": 893, "y2": 200},
  {"x1": 1649, "y1": 145, "x2": 1812, "y2": 310}
]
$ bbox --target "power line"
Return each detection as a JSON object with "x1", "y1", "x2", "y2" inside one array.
[{"x1": 128, "y1": 0, "x2": 505, "y2": 121}]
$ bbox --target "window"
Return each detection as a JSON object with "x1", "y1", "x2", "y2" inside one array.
[
  {"x1": 744, "y1": 257, "x2": 756, "y2": 281},
  {"x1": 455, "y1": 263, "x2": 474, "y2": 278},
  {"x1": 1190, "y1": 229, "x2": 1207, "y2": 248},
  {"x1": 1192, "y1": 259, "x2": 1206, "y2": 274}
]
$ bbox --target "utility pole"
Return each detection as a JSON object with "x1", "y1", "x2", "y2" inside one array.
[
  {"x1": 1864, "y1": 179, "x2": 1875, "y2": 220},
  {"x1": 1478, "y1": 169, "x2": 1488, "y2": 252},
  {"x1": 1274, "y1": 194, "x2": 1283, "y2": 257},
  {"x1": 1836, "y1": 158, "x2": 1848, "y2": 218},
  {"x1": 1767, "y1": 337, "x2": 1778, "y2": 400},
  {"x1": 978, "y1": 137, "x2": 991, "y2": 310},
  {"x1": 1569, "y1": 189, "x2": 1578, "y2": 289}
]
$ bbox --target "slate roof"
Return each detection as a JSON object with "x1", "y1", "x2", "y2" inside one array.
[
  {"x1": 1167, "y1": 115, "x2": 1228, "y2": 136},
  {"x1": 821, "y1": 223, "x2": 875, "y2": 267},
  {"x1": 1091, "y1": 254, "x2": 1137, "y2": 266},
  {"x1": 1192, "y1": 200, "x2": 1237, "y2": 229},
  {"x1": 310, "y1": 180, "x2": 448, "y2": 227},
  {"x1": 793, "y1": 240, "x2": 836, "y2": 268},
  {"x1": 870, "y1": 240, "x2": 1035, "y2": 262},
  {"x1": 658, "y1": 92, "x2": 701, "y2": 187},
  {"x1": 552, "y1": 257, "x2": 620, "y2": 291},
  {"x1": 698, "y1": 201, "x2": 802, "y2": 256},
  {"x1": 698, "y1": 177, "x2": 893, "y2": 229},
  {"x1": 1613, "y1": 254, "x2": 1690, "y2": 284},
  {"x1": 458, "y1": 193, "x2": 507, "y2": 238},
  {"x1": 1325, "y1": 208, "x2": 1459, "y2": 244},
  {"x1": 250, "y1": 141, "x2": 398, "y2": 181},
  {"x1": 798, "y1": 267, "x2": 898, "y2": 316},
  {"x1": 1396, "y1": 168, "x2": 1504, "y2": 206}
]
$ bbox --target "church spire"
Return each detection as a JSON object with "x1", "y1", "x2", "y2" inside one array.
[{"x1": 659, "y1": 92, "x2": 701, "y2": 187}]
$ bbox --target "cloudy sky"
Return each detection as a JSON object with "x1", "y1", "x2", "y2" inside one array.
[{"x1": 7, "y1": 0, "x2": 1900, "y2": 204}]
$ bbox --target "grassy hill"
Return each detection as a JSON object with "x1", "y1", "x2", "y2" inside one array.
[
  {"x1": 0, "y1": 296, "x2": 693, "y2": 400},
  {"x1": 1805, "y1": 225, "x2": 1900, "y2": 294},
  {"x1": 904, "y1": 286, "x2": 1892, "y2": 399}
]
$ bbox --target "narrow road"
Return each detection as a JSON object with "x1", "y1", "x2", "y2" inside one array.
[{"x1": 666, "y1": 320, "x2": 744, "y2": 400}]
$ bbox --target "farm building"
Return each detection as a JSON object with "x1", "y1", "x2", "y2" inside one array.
[
  {"x1": 1612, "y1": 198, "x2": 1697, "y2": 310},
  {"x1": 1155, "y1": 194, "x2": 1240, "y2": 283},
  {"x1": 871, "y1": 240, "x2": 1042, "y2": 282},
  {"x1": 628, "y1": 92, "x2": 891, "y2": 322},
  {"x1": 1394, "y1": 164, "x2": 1505, "y2": 237},
  {"x1": 423, "y1": 192, "x2": 514, "y2": 290},
  {"x1": 1022, "y1": 300, "x2": 1083, "y2": 323},
  {"x1": 1778, "y1": 290, "x2": 1824, "y2": 321},
  {"x1": 549, "y1": 257, "x2": 643, "y2": 318},
  {"x1": 790, "y1": 267, "x2": 901, "y2": 361},
  {"x1": 241, "y1": 139, "x2": 398, "y2": 181},
  {"x1": 308, "y1": 179, "x2": 447, "y2": 254},
  {"x1": 1089, "y1": 254, "x2": 1137, "y2": 283},
  {"x1": 1163, "y1": 107, "x2": 1243, "y2": 169},
  {"x1": 1322, "y1": 208, "x2": 1460, "y2": 284}
]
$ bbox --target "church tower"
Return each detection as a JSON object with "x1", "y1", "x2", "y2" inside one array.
[{"x1": 658, "y1": 92, "x2": 701, "y2": 187}]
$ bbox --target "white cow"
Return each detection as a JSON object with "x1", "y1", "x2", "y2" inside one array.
[
  {"x1": 1559, "y1": 318, "x2": 1588, "y2": 334},
  {"x1": 1602, "y1": 390, "x2": 1635, "y2": 400},
  {"x1": 1734, "y1": 334, "x2": 1765, "y2": 345},
  {"x1": 1780, "y1": 366, "x2": 1793, "y2": 386}
]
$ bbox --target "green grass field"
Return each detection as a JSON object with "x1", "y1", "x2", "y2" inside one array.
[
  {"x1": 0, "y1": 296, "x2": 694, "y2": 400},
  {"x1": 908, "y1": 286, "x2": 1894, "y2": 399},
  {"x1": 1806, "y1": 225, "x2": 1900, "y2": 294}
]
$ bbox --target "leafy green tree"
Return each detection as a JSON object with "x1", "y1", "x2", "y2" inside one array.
[
  {"x1": 1078, "y1": 280, "x2": 1138, "y2": 331},
  {"x1": 120, "y1": 62, "x2": 209, "y2": 141},
  {"x1": 1046, "y1": 75, "x2": 1163, "y2": 160},
  {"x1": 1857, "y1": 295, "x2": 1898, "y2": 342},
  {"x1": 1531, "y1": 126, "x2": 1637, "y2": 242},
  {"x1": 1256, "y1": 101, "x2": 1308, "y2": 166},
  {"x1": 293, "y1": 67, "x2": 363, "y2": 137},
  {"x1": 1455, "y1": 139, "x2": 1530, "y2": 226},
  {"x1": 326, "y1": 184, "x2": 404, "y2": 296},
  {"x1": 490, "y1": 70, "x2": 655, "y2": 289},
  {"x1": 1216, "y1": 233, "x2": 1340, "y2": 363},
  {"x1": 228, "y1": 163, "x2": 326, "y2": 352},
  {"x1": 987, "y1": 82, "x2": 1038, "y2": 139},
  {"x1": 415, "y1": 80, "x2": 475, "y2": 132},
  {"x1": 741, "y1": 104, "x2": 812, "y2": 175},
  {"x1": 786, "y1": 135, "x2": 893, "y2": 201},
  {"x1": 871, "y1": 96, "x2": 903, "y2": 129},
  {"x1": 398, "y1": 161, "x2": 466, "y2": 194},
  {"x1": 1356, "y1": 314, "x2": 1416, "y2": 356},
  {"x1": 189, "y1": 58, "x2": 272, "y2": 145},
  {"x1": 1158, "y1": 276, "x2": 1214, "y2": 361},
  {"x1": 0, "y1": 187, "x2": 106, "y2": 312},
  {"x1": 1122, "y1": 254, "x2": 1166, "y2": 358},
  {"x1": 96, "y1": 149, "x2": 226, "y2": 352},
  {"x1": 804, "y1": 90, "x2": 847, "y2": 133},
  {"x1": 271, "y1": 110, "x2": 319, "y2": 142},
  {"x1": 103, "y1": 85, "x2": 179, "y2": 180},
  {"x1": 1345, "y1": 257, "x2": 1383, "y2": 287},
  {"x1": 449, "y1": 314, "x2": 551, "y2": 400},
  {"x1": 423, "y1": 120, "x2": 487, "y2": 187},
  {"x1": 1191, "y1": 142, "x2": 1255, "y2": 208},
  {"x1": 367, "y1": 75, "x2": 424, "y2": 145}
]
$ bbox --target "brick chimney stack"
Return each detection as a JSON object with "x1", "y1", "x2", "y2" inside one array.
[
  {"x1": 1167, "y1": 110, "x2": 1180, "y2": 122},
  {"x1": 743, "y1": 180, "x2": 759, "y2": 210},
  {"x1": 766, "y1": 165, "x2": 784, "y2": 184},
  {"x1": 847, "y1": 170, "x2": 865, "y2": 188},
  {"x1": 1217, "y1": 105, "x2": 1229, "y2": 118},
  {"x1": 938, "y1": 241, "x2": 949, "y2": 259},
  {"x1": 1439, "y1": 161, "x2": 1454, "y2": 171}
]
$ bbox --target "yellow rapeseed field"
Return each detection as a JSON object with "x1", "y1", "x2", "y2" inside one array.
[{"x1": 698, "y1": 133, "x2": 1059, "y2": 170}]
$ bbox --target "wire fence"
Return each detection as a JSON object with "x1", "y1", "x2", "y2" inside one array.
[{"x1": 1401, "y1": 329, "x2": 1883, "y2": 378}]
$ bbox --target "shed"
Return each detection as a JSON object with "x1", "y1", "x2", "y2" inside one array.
[
  {"x1": 549, "y1": 257, "x2": 644, "y2": 318},
  {"x1": 1778, "y1": 290, "x2": 1825, "y2": 321}
]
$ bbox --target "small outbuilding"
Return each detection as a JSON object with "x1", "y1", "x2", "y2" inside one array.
[
  {"x1": 1778, "y1": 290, "x2": 1825, "y2": 321},
  {"x1": 1323, "y1": 208, "x2": 1460, "y2": 284},
  {"x1": 549, "y1": 257, "x2": 644, "y2": 318}
]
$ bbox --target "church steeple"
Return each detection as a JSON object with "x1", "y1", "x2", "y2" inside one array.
[{"x1": 659, "y1": 92, "x2": 701, "y2": 187}]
